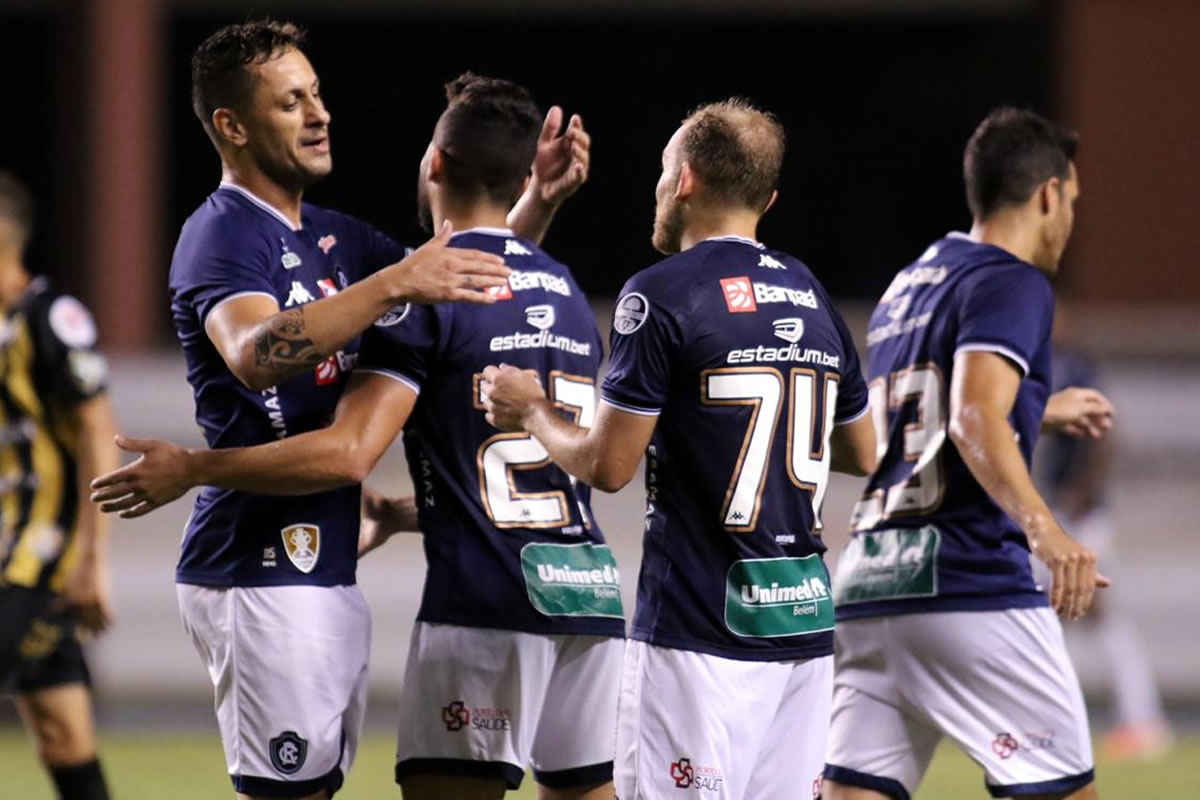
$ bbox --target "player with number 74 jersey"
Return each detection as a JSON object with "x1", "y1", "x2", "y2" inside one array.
[{"x1": 483, "y1": 100, "x2": 877, "y2": 800}]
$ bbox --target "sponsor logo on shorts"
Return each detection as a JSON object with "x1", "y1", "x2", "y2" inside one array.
[
  {"x1": 992, "y1": 732, "x2": 1020, "y2": 759},
  {"x1": 281, "y1": 524, "x2": 320, "y2": 574},
  {"x1": 269, "y1": 731, "x2": 307, "y2": 775},
  {"x1": 442, "y1": 700, "x2": 469, "y2": 731},
  {"x1": 993, "y1": 730, "x2": 1057, "y2": 760},
  {"x1": 441, "y1": 701, "x2": 511, "y2": 733},
  {"x1": 669, "y1": 757, "x2": 723, "y2": 793}
]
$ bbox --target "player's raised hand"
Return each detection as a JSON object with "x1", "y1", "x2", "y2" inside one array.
[
  {"x1": 531, "y1": 106, "x2": 590, "y2": 206},
  {"x1": 480, "y1": 364, "x2": 546, "y2": 432},
  {"x1": 89, "y1": 436, "x2": 195, "y2": 518},
  {"x1": 389, "y1": 220, "x2": 511, "y2": 306},
  {"x1": 1042, "y1": 387, "x2": 1115, "y2": 439},
  {"x1": 1031, "y1": 523, "x2": 1111, "y2": 620}
]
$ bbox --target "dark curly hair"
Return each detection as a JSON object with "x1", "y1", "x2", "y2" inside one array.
[
  {"x1": 433, "y1": 72, "x2": 543, "y2": 208},
  {"x1": 191, "y1": 19, "x2": 307, "y2": 142}
]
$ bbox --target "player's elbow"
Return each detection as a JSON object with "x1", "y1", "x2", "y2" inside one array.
[
  {"x1": 948, "y1": 402, "x2": 989, "y2": 452},
  {"x1": 590, "y1": 460, "x2": 635, "y2": 493}
]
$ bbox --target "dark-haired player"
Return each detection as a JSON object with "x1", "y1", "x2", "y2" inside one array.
[
  {"x1": 92, "y1": 74, "x2": 620, "y2": 800},
  {"x1": 484, "y1": 99, "x2": 877, "y2": 800},
  {"x1": 0, "y1": 173, "x2": 119, "y2": 800},
  {"x1": 824, "y1": 109, "x2": 1113, "y2": 800},
  {"x1": 91, "y1": 20, "x2": 588, "y2": 800}
]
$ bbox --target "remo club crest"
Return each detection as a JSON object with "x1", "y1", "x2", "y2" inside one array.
[{"x1": 281, "y1": 524, "x2": 320, "y2": 574}]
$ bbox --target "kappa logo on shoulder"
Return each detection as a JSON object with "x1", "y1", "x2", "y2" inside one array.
[
  {"x1": 772, "y1": 317, "x2": 805, "y2": 343},
  {"x1": 269, "y1": 731, "x2": 308, "y2": 775},
  {"x1": 505, "y1": 239, "x2": 533, "y2": 256},
  {"x1": 281, "y1": 524, "x2": 320, "y2": 574},
  {"x1": 525, "y1": 304, "x2": 555, "y2": 330},
  {"x1": 720, "y1": 276, "x2": 757, "y2": 313},
  {"x1": 758, "y1": 254, "x2": 787, "y2": 270}
]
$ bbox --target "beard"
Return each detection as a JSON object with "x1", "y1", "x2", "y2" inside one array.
[
  {"x1": 256, "y1": 148, "x2": 330, "y2": 194},
  {"x1": 652, "y1": 195, "x2": 685, "y2": 254}
]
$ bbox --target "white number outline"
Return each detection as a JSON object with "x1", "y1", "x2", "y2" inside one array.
[{"x1": 475, "y1": 372, "x2": 596, "y2": 528}]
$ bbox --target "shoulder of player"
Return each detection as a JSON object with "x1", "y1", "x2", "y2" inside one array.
[
  {"x1": 170, "y1": 203, "x2": 278, "y2": 280},
  {"x1": 19, "y1": 280, "x2": 101, "y2": 349}
]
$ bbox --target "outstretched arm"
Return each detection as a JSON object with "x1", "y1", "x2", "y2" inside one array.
[
  {"x1": 507, "y1": 107, "x2": 590, "y2": 244},
  {"x1": 482, "y1": 365, "x2": 654, "y2": 492},
  {"x1": 948, "y1": 351, "x2": 1109, "y2": 619},
  {"x1": 91, "y1": 374, "x2": 415, "y2": 517},
  {"x1": 209, "y1": 222, "x2": 508, "y2": 391}
]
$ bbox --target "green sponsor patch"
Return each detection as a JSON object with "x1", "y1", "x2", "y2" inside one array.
[
  {"x1": 724, "y1": 555, "x2": 835, "y2": 638},
  {"x1": 520, "y1": 542, "x2": 624, "y2": 619},
  {"x1": 833, "y1": 526, "x2": 940, "y2": 606}
]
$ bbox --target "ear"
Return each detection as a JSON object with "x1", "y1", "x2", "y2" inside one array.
[
  {"x1": 212, "y1": 108, "x2": 247, "y2": 147},
  {"x1": 676, "y1": 162, "x2": 697, "y2": 201},
  {"x1": 1039, "y1": 176, "x2": 1061, "y2": 217},
  {"x1": 763, "y1": 189, "x2": 779, "y2": 215},
  {"x1": 427, "y1": 146, "x2": 446, "y2": 184}
]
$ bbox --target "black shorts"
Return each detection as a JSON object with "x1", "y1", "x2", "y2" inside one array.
[{"x1": 0, "y1": 585, "x2": 91, "y2": 694}]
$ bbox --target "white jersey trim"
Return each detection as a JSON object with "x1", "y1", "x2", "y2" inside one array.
[
  {"x1": 835, "y1": 401, "x2": 871, "y2": 427},
  {"x1": 956, "y1": 342, "x2": 1030, "y2": 377},
  {"x1": 702, "y1": 234, "x2": 764, "y2": 249},
  {"x1": 219, "y1": 182, "x2": 301, "y2": 232},
  {"x1": 449, "y1": 226, "x2": 515, "y2": 239},
  {"x1": 202, "y1": 291, "x2": 279, "y2": 328},
  {"x1": 600, "y1": 396, "x2": 661, "y2": 417},
  {"x1": 355, "y1": 368, "x2": 421, "y2": 396}
]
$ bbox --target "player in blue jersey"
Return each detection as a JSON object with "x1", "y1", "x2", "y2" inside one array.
[
  {"x1": 92, "y1": 74, "x2": 621, "y2": 800},
  {"x1": 823, "y1": 109, "x2": 1114, "y2": 800},
  {"x1": 89, "y1": 20, "x2": 590, "y2": 800},
  {"x1": 484, "y1": 99, "x2": 878, "y2": 800}
]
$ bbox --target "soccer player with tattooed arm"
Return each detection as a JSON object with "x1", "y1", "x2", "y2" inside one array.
[{"x1": 89, "y1": 19, "x2": 590, "y2": 800}]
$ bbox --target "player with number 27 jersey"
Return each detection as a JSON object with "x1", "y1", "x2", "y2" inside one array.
[{"x1": 604, "y1": 235, "x2": 869, "y2": 661}]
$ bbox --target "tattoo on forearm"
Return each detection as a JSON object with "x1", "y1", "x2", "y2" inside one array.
[{"x1": 253, "y1": 309, "x2": 325, "y2": 373}]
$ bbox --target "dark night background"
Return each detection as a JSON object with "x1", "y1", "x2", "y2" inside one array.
[{"x1": 6, "y1": 4, "x2": 1055, "y2": 333}]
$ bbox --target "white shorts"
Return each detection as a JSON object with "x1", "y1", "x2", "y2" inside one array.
[
  {"x1": 178, "y1": 584, "x2": 371, "y2": 797},
  {"x1": 615, "y1": 641, "x2": 832, "y2": 800},
  {"x1": 395, "y1": 622, "x2": 624, "y2": 790},
  {"x1": 826, "y1": 608, "x2": 1094, "y2": 799}
]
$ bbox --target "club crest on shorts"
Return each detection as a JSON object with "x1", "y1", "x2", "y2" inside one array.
[
  {"x1": 269, "y1": 731, "x2": 307, "y2": 775},
  {"x1": 281, "y1": 524, "x2": 320, "y2": 574}
]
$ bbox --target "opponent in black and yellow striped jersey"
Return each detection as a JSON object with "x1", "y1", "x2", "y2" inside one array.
[
  {"x1": 0, "y1": 276, "x2": 111, "y2": 687},
  {"x1": 0, "y1": 171, "x2": 118, "y2": 800}
]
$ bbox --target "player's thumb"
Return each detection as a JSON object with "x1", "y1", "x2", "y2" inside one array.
[
  {"x1": 541, "y1": 105, "x2": 564, "y2": 141},
  {"x1": 114, "y1": 434, "x2": 154, "y2": 453},
  {"x1": 1095, "y1": 573, "x2": 1112, "y2": 588}
]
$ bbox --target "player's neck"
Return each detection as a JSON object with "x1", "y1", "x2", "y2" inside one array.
[
  {"x1": 220, "y1": 165, "x2": 304, "y2": 229},
  {"x1": 679, "y1": 210, "x2": 760, "y2": 252},
  {"x1": 436, "y1": 205, "x2": 510, "y2": 236},
  {"x1": 969, "y1": 215, "x2": 1039, "y2": 266},
  {"x1": 0, "y1": 255, "x2": 31, "y2": 311}
]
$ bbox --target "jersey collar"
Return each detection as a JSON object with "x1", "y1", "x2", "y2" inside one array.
[
  {"x1": 219, "y1": 182, "x2": 302, "y2": 232},
  {"x1": 701, "y1": 234, "x2": 765, "y2": 249},
  {"x1": 449, "y1": 226, "x2": 515, "y2": 239}
]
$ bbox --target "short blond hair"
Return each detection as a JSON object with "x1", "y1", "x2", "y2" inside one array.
[{"x1": 681, "y1": 98, "x2": 785, "y2": 211}]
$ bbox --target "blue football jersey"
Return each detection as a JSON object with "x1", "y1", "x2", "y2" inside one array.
[
  {"x1": 601, "y1": 236, "x2": 869, "y2": 661},
  {"x1": 170, "y1": 184, "x2": 407, "y2": 587},
  {"x1": 356, "y1": 229, "x2": 625, "y2": 639},
  {"x1": 835, "y1": 232, "x2": 1055, "y2": 619}
]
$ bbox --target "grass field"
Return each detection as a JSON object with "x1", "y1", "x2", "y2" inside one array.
[{"x1": 1, "y1": 729, "x2": 1196, "y2": 798}]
